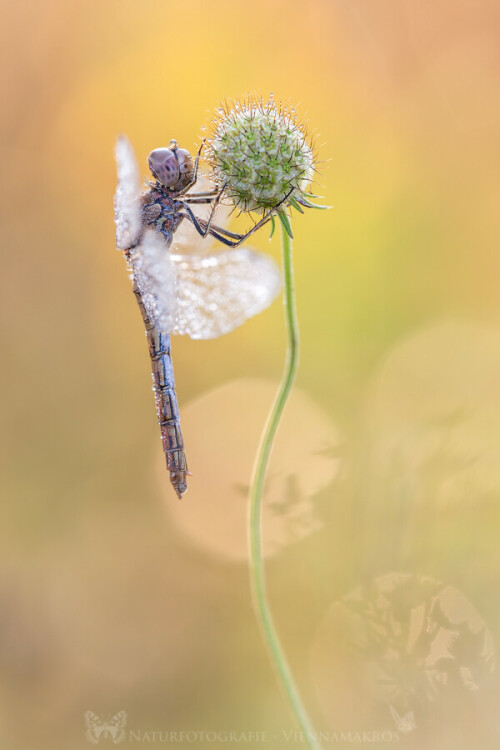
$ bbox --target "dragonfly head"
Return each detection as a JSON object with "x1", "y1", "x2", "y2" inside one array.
[{"x1": 148, "y1": 141, "x2": 194, "y2": 191}]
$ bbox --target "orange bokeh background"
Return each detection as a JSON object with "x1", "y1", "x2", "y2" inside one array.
[{"x1": 2, "y1": 1, "x2": 500, "y2": 748}]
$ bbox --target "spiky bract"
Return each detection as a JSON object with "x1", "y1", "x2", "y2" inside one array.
[{"x1": 205, "y1": 95, "x2": 315, "y2": 213}]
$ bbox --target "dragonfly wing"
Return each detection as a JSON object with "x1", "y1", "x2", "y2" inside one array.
[
  {"x1": 114, "y1": 135, "x2": 142, "y2": 250},
  {"x1": 171, "y1": 248, "x2": 281, "y2": 339},
  {"x1": 131, "y1": 229, "x2": 178, "y2": 332}
]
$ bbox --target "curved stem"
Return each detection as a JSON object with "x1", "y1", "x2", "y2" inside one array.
[{"x1": 248, "y1": 214, "x2": 322, "y2": 750}]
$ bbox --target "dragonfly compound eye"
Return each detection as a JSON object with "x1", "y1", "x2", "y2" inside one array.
[
  {"x1": 148, "y1": 148, "x2": 180, "y2": 187},
  {"x1": 174, "y1": 148, "x2": 194, "y2": 177}
]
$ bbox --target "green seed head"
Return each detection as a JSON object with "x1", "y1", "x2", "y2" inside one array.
[{"x1": 205, "y1": 95, "x2": 316, "y2": 213}]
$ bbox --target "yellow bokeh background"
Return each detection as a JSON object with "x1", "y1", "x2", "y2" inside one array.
[{"x1": 2, "y1": 1, "x2": 500, "y2": 747}]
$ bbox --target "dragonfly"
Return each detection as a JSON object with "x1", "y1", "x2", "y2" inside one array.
[{"x1": 114, "y1": 135, "x2": 284, "y2": 498}]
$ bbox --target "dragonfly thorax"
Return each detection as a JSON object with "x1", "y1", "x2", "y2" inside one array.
[
  {"x1": 142, "y1": 190, "x2": 183, "y2": 244},
  {"x1": 148, "y1": 141, "x2": 194, "y2": 192}
]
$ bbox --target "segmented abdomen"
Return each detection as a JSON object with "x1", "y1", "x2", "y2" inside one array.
[{"x1": 132, "y1": 280, "x2": 188, "y2": 498}]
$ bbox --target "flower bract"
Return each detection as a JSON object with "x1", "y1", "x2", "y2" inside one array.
[{"x1": 205, "y1": 95, "x2": 316, "y2": 214}]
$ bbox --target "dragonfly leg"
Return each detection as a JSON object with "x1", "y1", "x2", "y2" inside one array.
[
  {"x1": 180, "y1": 207, "x2": 217, "y2": 238},
  {"x1": 195, "y1": 189, "x2": 295, "y2": 247},
  {"x1": 181, "y1": 192, "x2": 220, "y2": 204},
  {"x1": 181, "y1": 215, "x2": 269, "y2": 248},
  {"x1": 180, "y1": 186, "x2": 225, "y2": 237},
  {"x1": 197, "y1": 220, "x2": 259, "y2": 240},
  {"x1": 177, "y1": 140, "x2": 205, "y2": 195}
]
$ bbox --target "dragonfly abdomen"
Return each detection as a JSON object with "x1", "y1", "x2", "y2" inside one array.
[
  {"x1": 133, "y1": 283, "x2": 188, "y2": 498},
  {"x1": 148, "y1": 330, "x2": 188, "y2": 498}
]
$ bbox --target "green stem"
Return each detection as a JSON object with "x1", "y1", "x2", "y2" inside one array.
[{"x1": 248, "y1": 214, "x2": 322, "y2": 750}]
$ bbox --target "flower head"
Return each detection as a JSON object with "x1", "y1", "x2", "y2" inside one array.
[{"x1": 205, "y1": 95, "x2": 317, "y2": 214}]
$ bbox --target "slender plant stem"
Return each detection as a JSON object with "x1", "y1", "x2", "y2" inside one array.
[{"x1": 248, "y1": 214, "x2": 322, "y2": 750}]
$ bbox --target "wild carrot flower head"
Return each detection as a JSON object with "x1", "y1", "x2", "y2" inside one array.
[{"x1": 205, "y1": 95, "x2": 317, "y2": 214}]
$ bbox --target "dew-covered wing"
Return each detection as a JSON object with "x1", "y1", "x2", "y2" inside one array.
[
  {"x1": 114, "y1": 135, "x2": 142, "y2": 250},
  {"x1": 130, "y1": 229, "x2": 178, "y2": 332},
  {"x1": 171, "y1": 248, "x2": 281, "y2": 339}
]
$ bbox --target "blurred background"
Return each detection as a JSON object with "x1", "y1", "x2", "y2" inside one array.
[{"x1": 1, "y1": 1, "x2": 500, "y2": 747}]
